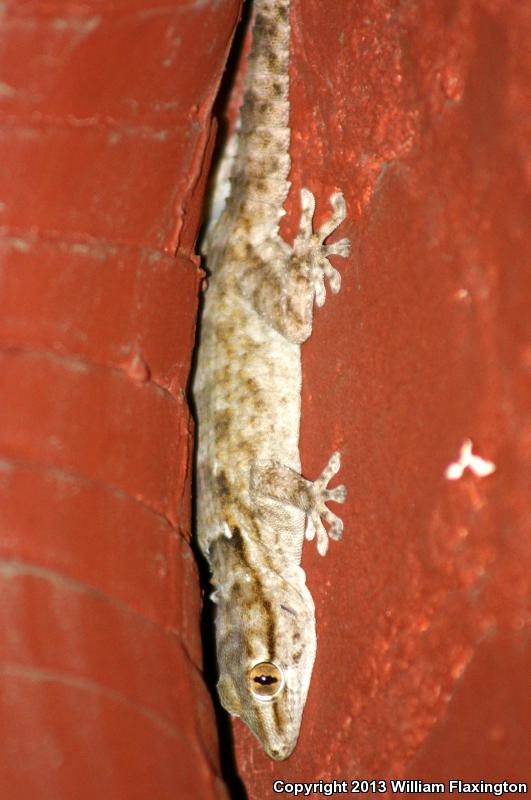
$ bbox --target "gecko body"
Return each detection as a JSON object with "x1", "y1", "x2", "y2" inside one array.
[{"x1": 193, "y1": 0, "x2": 349, "y2": 760}]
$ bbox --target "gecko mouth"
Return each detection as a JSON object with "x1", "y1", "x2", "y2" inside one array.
[{"x1": 265, "y1": 737, "x2": 297, "y2": 762}]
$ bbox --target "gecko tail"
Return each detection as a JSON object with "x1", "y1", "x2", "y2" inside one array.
[{"x1": 218, "y1": 0, "x2": 292, "y2": 239}]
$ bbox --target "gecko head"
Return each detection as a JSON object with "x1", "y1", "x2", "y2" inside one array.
[{"x1": 214, "y1": 569, "x2": 316, "y2": 760}]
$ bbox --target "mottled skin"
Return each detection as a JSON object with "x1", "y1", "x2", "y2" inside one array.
[{"x1": 193, "y1": 0, "x2": 349, "y2": 760}]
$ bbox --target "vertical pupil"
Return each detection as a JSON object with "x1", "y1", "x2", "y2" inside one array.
[{"x1": 255, "y1": 674, "x2": 277, "y2": 685}]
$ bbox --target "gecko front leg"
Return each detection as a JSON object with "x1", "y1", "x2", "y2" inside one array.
[
  {"x1": 239, "y1": 189, "x2": 351, "y2": 344},
  {"x1": 251, "y1": 451, "x2": 347, "y2": 556}
]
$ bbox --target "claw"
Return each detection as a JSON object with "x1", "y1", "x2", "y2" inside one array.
[
  {"x1": 325, "y1": 238, "x2": 351, "y2": 258},
  {"x1": 321, "y1": 451, "x2": 341, "y2": 480},
  {"x1": 322, "y1": 506, "x2": 343, "y2": 530},
  {"x1": 331, "y1": 191, "x2": 346, "y2": 218},
  {"x1": 313, "y1": 272, "x2": 326, "y2": 307},
  {"x1": 300, "y1": 187, "x2": 316, "y2": 215},
  {"x1": 317, "y1": 538, "x2": 329, "y2": 557},
  {"x1": 307, "y1": 509, "x2": 329, "y2": 555},
  {"x1": 324, "y1": 264, "x2": 341, "y2": 294},
  {"x1": 315, "y1": 517, "x2": 329, "y2": 556},
  {"x1": 298, "y1": 188, "x2": 316, "y2": 240},
  {"x1": 318, "y1": 192, "x2": 347, "y2": 238},
  {"x1": 305, "y1": 513, "x2": 316, "y2": 541},
  {"x1": 326, "y1": 515, "x2": 344, "y2": 541},
  {"x1": 325, "y1": 484, "x2": 347, "y2": 503}
]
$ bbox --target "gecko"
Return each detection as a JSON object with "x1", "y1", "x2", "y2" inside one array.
[{"x1": 193, "y1": 0, "x2": 350, "y2": 761}]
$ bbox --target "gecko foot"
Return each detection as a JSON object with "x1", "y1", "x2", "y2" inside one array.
[
  {"x1": 294, "y1": 189, "x2": 351, "y2": 308},
  {"x1": 305, "y1": 451, "x2": 347, "y2": 556}
]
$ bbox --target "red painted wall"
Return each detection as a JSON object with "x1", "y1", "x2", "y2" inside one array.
[
  {"x1": 0, "y1": 0, "x2": 241, "y2": 798},
  {"x1": 232, "y1": 0, "x2": 530, "y2": 796},
  {"x1": 1, "y1": 1, "x2": 529, "y2": 799}
]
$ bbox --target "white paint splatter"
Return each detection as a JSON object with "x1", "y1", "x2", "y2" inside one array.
[{"x1": 444, "y1": 438, "x2": 496, "y2": 480}]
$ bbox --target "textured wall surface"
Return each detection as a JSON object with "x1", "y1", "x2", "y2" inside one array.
[
  {"x1": 1, "y1": 0, "x2": 529, "y2": 799},
  {"x1": 226, "y1": 0, "x2": 530, "y2": 797},
  {"x1": 0, "y1": 0, "x2": 241, "y2": 798}
]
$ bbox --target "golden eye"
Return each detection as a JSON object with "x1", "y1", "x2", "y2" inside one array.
[{"x1": 248, "y1": 661, "x2": 284, "y2": 700}]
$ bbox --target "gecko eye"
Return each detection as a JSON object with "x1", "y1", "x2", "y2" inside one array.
[{"x1": 248, "y1": 661, "x2": 284, "y2": 700}]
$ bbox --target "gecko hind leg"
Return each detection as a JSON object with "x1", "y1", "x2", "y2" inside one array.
[
  {"x1": 293, "y1": 189, "x2": 351, "y2": 308},
  {"x1": 238, "y1": 189, "x2": 350, "y2": 344}
]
